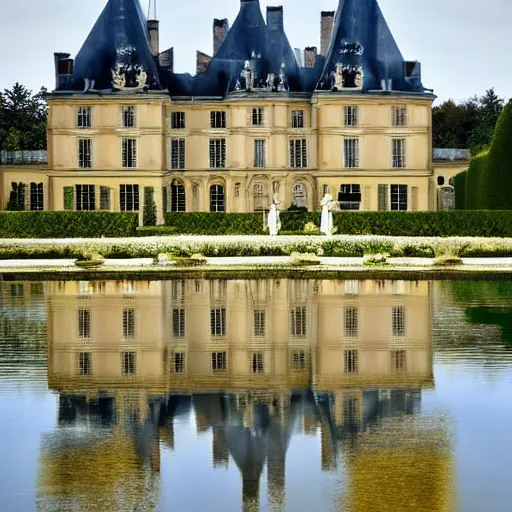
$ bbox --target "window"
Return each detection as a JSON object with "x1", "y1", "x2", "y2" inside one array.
[
  {"x1": 172, "y1": 309, "x2": 186, "y2": 338},
  {"x1": 122, "y1": 308, "x2": 136, "y2": 338},
  {"x1": 170, "y1": 138, "x2": 186, "y2": 169},
  {"x1": 254, "y1": 310, "x2": 266, "y2": 337},
  {"x1": 172, "y1": 280, "x2": 185, "y2": 302},
  {"x1": 252, "y1": 108, "x2": 264, "y2": 126},
  {"x1": 343, "y1": 138, "x2": 360, "y2": 168},
  {"x1": 209, "y1": 138, "x2": 226, "y2": 168},
  {"x1": 171, "y1": 111, "x2": 186, "y2": 129},
  {"x1": 173, "y1": 352, "x2": 186, "y2": 374},
  {"x1": 322, "y1": 184, "x2": 329, "y2": 196},
  {"x1": 344, "y1": 350, "x2": 359, "y2": 374},
  {"x1": 344, "y1": 106, "x2": 359, "y2": 126},
  {"x1": 437, "y1": 176, "x2": 445, "y2": 186},
  {"x1": 77, "y1": 308, "x2": 91, "y2": 339},
  {"x1": 122, "y1": 138, "x2": 137, "y2": 168},
  {"x1": 392, "y1": 306, "x2": 406, "y2": 337},
  {"x1": 211, "y1": 308, "x2": 226, "y2": 337},
  {"x1": 121, "y1": 106, "x2": 136, "y2": 128},
  {"x1": 292, "y1": 183, "x2": 307, "y2": 208},
  {"x1": 78, "y1": 138, "x2": 92, "y2": 168},
  {"x1": 10, "y1": 284, "x2": 24, "y2": 298},
  {"x1": 392, "y1": 106, "x2": 408, "y2": 127},
  {"x1": 254, "y1": 139, "x2": 266, "y2": 168},
  {"x1": 122, "y1": 352, "x2": 136, "y2": 375},
  {"x1": 345, "y1": 280, "x2": 359, "y2": 296},
  {"x1": 210, "y1": 111, "x2": 226, "y2": 129},
  {"x1": 272, "y1": 181, "x2": 280, "y2": 195},
  {"x1": 390, "y1": 184, "x2": 408, "y2": 211},
  {"x1": 253, "y1": 183, "x2": 267, "y2": 211},
  {"x1": 77, "y1": 107, "x2": 91, "y2": 128},
  {"x1": 75, "y1": 185, "x2": 95, "y2": 211},
  {"x1": 100, "y1": 186, "x2": 111, "y2": 211},
  {"x1": 291, "y1": 350, "x2": 306, "y2": 370},
  {"x1": 210, "y1": 185, "x2": 225, "y2": 212},
  {"x1": 290, "y1": 139, "x2": 307, "y2": 168},
  {"x1": 30, "y1": 183, "x2": 44, "y2": 211},
  {"x1": 78, "y1": 352, "x2": 92, "y2": 376},
  {"x1": 392, "y1": 138, "x2": 406, "y2": 168},
  {"x1": 78, "y1": 281, "x2": 92, "y2": 297},
  {"x1": 344, "y1": 307, "x2": 359, "y2": 338},
  {"x1": 251, "y1": 352, "x2": 264, "y2": 374},
  {"x1": 291, "y1": 110, "x2": 304, "y2": 128},
  {"x1": 170, "y1": 180, "x2": 186, "y2": 212},
  {"x1": 338, "y1": 184, "x2": 361, "y2": 210},
  {"x1": 391, "y1": 350, "x2": 407, "y2": 371},
  {"x1": 212, "y1": 351, "x2": 227, "y2": 372},
  {"x1": 290, "y1": 307, "x2": 307, "y2": 337},
  {"x1": 120, "y1": 184, "x2": 139, "y2": 211}
]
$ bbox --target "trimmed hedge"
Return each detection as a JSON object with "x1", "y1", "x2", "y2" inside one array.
[
  {"x1": 165, "y1": 211, "x2": 512, "y2": 238},
  {"x1": 0, "y1": 211, "x2": 138, "y2": 238},
  {"x1": 466, "y1": 150, "x2": 489, "y2": 210},
  {"x1": 453, "y1": 171, "x2": 466, "y2": 210},
  {"x1": 136, "y1": 226, "x2": 178, "y2": 237}
]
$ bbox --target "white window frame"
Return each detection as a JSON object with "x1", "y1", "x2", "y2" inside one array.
[
  {"x1": 77, "y1": 107, "x2": 92, "y2": 129},
  {"x1": 289, "y1": 139, "x2": 308, "y2": 168},
  {"x1": 344, "y1": 307, "x2": 359, "y2": 338},
  {"x1": 290, "y1": 350, "x2": 306, "y2": 370},
  {"x1": 251, "y1": 352, "x2": 265, "y2": 374},
  {"x1": 121, "y1": 106, "x2": 136, "y2": 128},
  {"x1": 390, "y1": 184, "x2": 408, "y2": 211},
  {"x1": 343, "y1": 138, "x2": 360, "y2": 168},
  {"x1": 77, "y1": 138, "x2": 92, "y2": 168},
  {"x1": 392, "y1": 138, "x2": 406, "y2": 168},
  {"x1": 392, "y1": 306, "x2": 406, "y2": 337},
  {"x1": 209, "y1": 138, "x2": 226, "y2": 168},
  {"x1": 171, "y1": 111, "x2": 186, "y2": 129},
  {"x1": 344, "y1": 349, "x2": 359, "y2": 374},
  {"x1": 290, "y1": 306, "x2": 307, "y2": 337},
  {"x1": 251, "y1": 107, "x2": 264, "y2": 126},
  {"x1": 391, "y1": 349, "x2": 407, "y2": 372},
  {"x1": 211, "y1": 351, "x2": 227, "y2": 373},
  {"x1": 78, "y1": 352, "x2": 92, "y2": 376},
  {"x1": 210, "y1": 111, "x2": 227, "y2": 129},
  {"x1": 121, "y1": 351, "x2": 136, "y2": 375},
  {"x1": 253, "y1": 310, "x2": 266, "y2": 338},
  {"x1": 344, "y1": 106, "x2": 359, "y2": 127},
  {"x1": 210, "y1": 308, "x2": 226, "y2": 337},
  {"x1": 254, "y1": 139, "x2": 266, "y2": 168},
  {"x1": 172, "y1": 308, "x2": 186, "y2": 338},
  {"x1": 122, "y1": 308, "x2": 137, "y2": 339},
  {"x1": 77, "y1": 308, "x2": 91, "y2": 339},
  {"x1": 120, "y1": 184, "x2": 140, "y2": 212},
  {"x1": 172, "y1": 352, "x2": 186, "y2": 374},
  {"x1": 75, "y1": 184, "x2": 96, "y2": 211},
  {"x1": 392, "y1": 106, "x2": 408, "y2": 127},
  {"x1": 122, "y1": 138, "x2": 137, "y2": 168},
  {"x1": 291, "y1": 110, "x2": 305, "y2": 128},
  {"x1": 170, "y1": 138, "x2": 186, "y2": 169}
]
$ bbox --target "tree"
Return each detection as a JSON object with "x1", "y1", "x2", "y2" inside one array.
[
  {"x1": 468, "y1": 88, "x2": 504, "y2": 154},
  {"x1": 143, "y1": 187, "x2": 157, "y2": 226}
]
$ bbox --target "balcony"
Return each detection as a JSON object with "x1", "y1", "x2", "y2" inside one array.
[
  {"x1": 432, "y1": 148, "x2": 470, "y2": 162},
  {"x1": 0, "y1": 151, "x2": 48, "y2": 165}
]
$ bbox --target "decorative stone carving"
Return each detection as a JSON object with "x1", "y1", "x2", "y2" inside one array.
[
  {"x1": 136, "y1": 67, "x2": 147, "y2": 88},
  {"x1": 111, "y1": 63, "x2": 149, "y2": 91},
  {"x1": 354, "y1": 67, "x2": 364, "y2": 89},
  {"x1": 112, "y1": 64, "x2": 126, "y2": 89},
  {"x1": 240, "y1": 60, "x2": 255, "y2": 91},
  {"x1": 277, "y1": 63, "x2": 288, "y2": 92},
  {"x1": 266, "y1": 73, "x2": 276, "y2": 92},
  {"x1": 332, "y1": 62, "x2": 344, "y2": 91}
]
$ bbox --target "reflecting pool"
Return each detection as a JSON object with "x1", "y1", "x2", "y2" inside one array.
[{"x1": 1, "y1": 279, "x2": 512, "y2": 511}]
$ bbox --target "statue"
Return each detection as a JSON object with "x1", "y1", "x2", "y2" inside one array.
[
  {"x1": 354, "y1": 67, "x2": 364, "y2": 89},
  {"x1": 235, "y1": 79, "x2": 242, "y2": 91},
  {"x1": 241, "y1": 60, "x2": 254, "y2": 91},
  {"x1": 136, "y1": 67, "x2": 147, "y2": 88},
  {"x1": 267, "y1": 202, "x2": 281, "y2": 236},
  {"x1": 332, "y1": 62, "x2": 344, "y2": 91},
  {"x1": 320, "y1": 194, "x2": 334, "y2": 236},
  {"x1": 266, "y1": 73, "x2": 276, "y2": 91},
  {"x1": 112, "y1": 64, "x2": 126, "y2": 90},
  {"x1": 277, "y1": 63, "x2": 288, "y2": 92}
]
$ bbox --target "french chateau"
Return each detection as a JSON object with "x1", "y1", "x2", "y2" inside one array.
[{"x1": 0, "y1": 0, "x2": 469, "y2": 222}]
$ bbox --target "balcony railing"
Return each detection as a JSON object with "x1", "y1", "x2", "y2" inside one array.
[
  {"x1": 433, "y1": 148, "x2": 470, "y2": 161},
  {"x1": 0, "y1": 151, "x2": 48, "y2": 165}
]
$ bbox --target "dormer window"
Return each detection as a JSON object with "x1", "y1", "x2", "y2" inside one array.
[
  {"x1": 121, "y1": 106, "x2": 136, "y2": 128},
  {"x1": 77, "y1": 107, "x2": 91, "y2": 129},
  {"x1": 392, "y1": 106, "x2": 408, "y2": 127},
  {"x1": 211, "y1": 111, "x2": 226, "y2": 129},
  {"x1": 252, "y1": 108, "x2": 264, "y2": 126}
]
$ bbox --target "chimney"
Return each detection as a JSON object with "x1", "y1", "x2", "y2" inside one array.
[
  {"x1": 294, "y1": 48, "x2": 303, "y2": 67},
  {"x1": 197, "y1": 51, "x2": 212, "y2": 74},
  {"x1": 266, "y1": 6, "x2": 283, "y2": 31},
  {"x1": 159, "y1": 47, "x2": 174, "y2": 71},
  {"x1": 54, "y1": 53, "x2": 74, "y2": 89},
  {"x1": 304, "y1": 47, "x2": 318, "y2": 68},
  {"x1": 213, "y1": 18, "x2": 229, "y2": 55},
  {"x1": 147, "y1": 20, "x2": 160, "y2": 56},
  {"x1": 320, "y1": 11, "x2": 335, "y2": 56}
]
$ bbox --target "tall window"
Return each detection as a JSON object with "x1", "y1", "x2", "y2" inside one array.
[
  {"x1": 252, "y1": 108, "x2": 264, "y2": 126},
  {"x1": 392, "y1": 106, "x2": 408, "y2": 126},
  {"x1": 210, "y1": 111, "x2": 226, "y2": 128},
  {"x1": 122, "y1": 138, "x2": 137, "y2": 168},
  {"x1": 392, "y1": 138, "x2": 406, "y2": 168},
  {"x1": 30, "y1": 183, "x2": 44, "y2": 211},
  {"x1": 391, "y1": 350, "x2": 407, "y2": 371},
  {"x1": 251, "y1": 352, "x2": 264, "y2": 374},
  {"x1": 170, "y1": 180, "x2": 186, "y2": 212},
  {"x1": 170, "y1": 138, "x2": 186, "y2": 169},
  {"x1": 291, "y1": 110, "x2": 304, "y2": 128},
  {"x1": 121, "y1": 106, "x2": 136, "y2": 128},
  {"x1": 209, "y1": 138, "x2": 226, "y2": 168},
  {"x1": 338, "y1": 184, "x2": 361, "y2": 210},
  {"x1": 122, "y1": 308, "x2": 136, "y2": 338},
  {"x1": 290, "y1": 307, "x2": 307, "y2": 337},
  {"x1": 253, "y1": 183, "x2": 267, "y2": 211},
  {"x1": 171, "y1": 111, "x2": 186, "y2": 129},
  {"x1": 290, "y1": 139, "x2": 307, "y2": 168},
  {"x1": 291, "y1": 350, "x2": 306, "y2": 370},
  {"x1": 254, "y1": 310, "x2": 266, "y2": 338},
  {"x1": 344, "y1": 349, "x2": 359, "y2": 374},
  {"x1": 75, "y1": 185, "x2": 95, "y2": 211},
  {"x1": 292, "y1": 183, "x2": 307, "y2": 208},
  {"x1": 122, "y1": 352, "x2": 136, "y2": 375},
  {"x1": 173, "y1": 352, "x2": 186, "y2": 374},
  {"x1": 78, "y1": 138, "x2": 92, "y2": 168},
  {"x1": 254, "y1": 139, "x2": 266, "y2": 168},
  {"x1": 77, "y1": 308, "x2": 91, "y2": 339},
  {"x1": 78, "y1": 352, "x2": 92, "y2": 376},
  {"x1": 211, "y1": 308, "x2": 226, "y2": 337},
  {"x1": 172, "y1": 308, "x2": 186, "y2": 338},
  {"x1": 344, "y1": 106, "x2": 359, "y2": 126},
  {"x1": 212, "y1": 351, "x2": 227, "y2": 372},
  {"x1": 345, "y1": 280, "x2": 359, "y2": 295},
  {"x1": 343, "y1": 138, "x2": 360, "y2": 168},
  {"x1": 100, "y1": 186, "x2": 111, "y2": 211},
  {"x1": 390, "y1": 184, "x2": 408, "y2": 211},
  {"x1": 392, "y1": 306, "x2": 406, "y2": 336},
  {"x1": 210, "y1": 185, "x2": 225, "y2": 212},
  {"x1": 120, "y1": 184, "x2": 139, "y2": 211},
  {"x1": 344, "y1": 307, "x2": 359, "y2": 338},
  {"x1": 77, "y1": 107, "x2": 91, "y2": 128}
]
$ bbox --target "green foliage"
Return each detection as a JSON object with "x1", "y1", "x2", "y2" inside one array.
[
  {"x1": 143, "y1": 187, "x2": 157, "y2": 227},
  {"x1": 136, "y1": 226, "x2": 178, "y2": 237},
  {"x1": 0, "y1": 212, "x2": 138, "y2": 238},
  {"x1": 465, "y1": 150, "x2": 489, "y2": 210},
  {"x1": 453, "y1": 171, "x2": 467, "y2": 210},
  {"x1": 165, "y1": 212, "x2": 264, "y2": 235},
  {"x1": 63, "y1": 187, "x2": 74, "y2": 210}
]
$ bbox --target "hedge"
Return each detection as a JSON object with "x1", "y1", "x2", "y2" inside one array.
[
  {"x1": 453, "y1": 171, "x2": 466, "y2": 210},
  {"x1": 466, "y1": 150, "x2": 489, "y2": 210},
  {"x1": 0, "y1": 212, "x2": 138, "y2": 238},
  {"x1": 165, "y1": 211, "x2": 512, "y2": 238}
]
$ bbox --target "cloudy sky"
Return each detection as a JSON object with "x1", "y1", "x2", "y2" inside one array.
[{"x1": 0, "y1": 0, "x2": 510, "y2": 103}]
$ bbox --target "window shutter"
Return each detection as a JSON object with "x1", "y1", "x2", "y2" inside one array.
[
  {"x1": 63, "y1": 186, "x2": 74, "y2": 210},
  {"x1": 378, "y1": 185, "x2": 389, "y2": 211},
  {"x1": 411, "y1": 186, "x2": 419, "y2": 211}
]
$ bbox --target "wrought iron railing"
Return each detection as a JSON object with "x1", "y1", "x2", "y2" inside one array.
[{"x1": 432, "y1": 148, "x2": 470, "y2": 161}]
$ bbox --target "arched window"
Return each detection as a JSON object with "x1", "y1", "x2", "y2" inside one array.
[
  {"x1": 210, "y1": 185, "x2": 225, "y2": 212},
  {"x1": 253, "y1": 182, "x2": 267, "y2": 211},
  {"x1": 292, "y1": 183, "x2": 307, "y2": 208},
  {"x1": 170, "y1": 180, "x2": 186, "y2": 212},
  {"x1": 437, "y1": 176, "x2": 445, "y2": 186}
]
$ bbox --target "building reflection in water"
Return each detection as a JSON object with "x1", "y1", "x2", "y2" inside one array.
[{"x1": 38, "y1": 279, "x2": 452, "y2": 512}]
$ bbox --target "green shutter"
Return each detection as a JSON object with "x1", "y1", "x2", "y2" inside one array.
[
  {"x1": 63, "y1": 186, "x2": 74, "y2": 210},
  {"x1": 378, "y1": 185, "x2": 389, "y2": 211}
]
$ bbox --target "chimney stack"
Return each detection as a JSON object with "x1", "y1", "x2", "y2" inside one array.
[
  {"x1": 213, "y1": 18, "x2": 229, "y2": 55},
  {"x1": 304, "y1": 47, "x2": 318, "y2": 68},
  {"x1": 159, "y1": 48, "x2": 174, "y2": 71},
  {"x1": 266, "y1": 6, "x2": 283, "y2": 31},
  {"x1": 147, "y1": 20, "x2": 160, "y2": 56},
  {"x1": 320, "y1": 11, "x2": 335, "y2": 56},
  {"x1": 197, "y1": 51, "x2": 212, "y2": 74}
]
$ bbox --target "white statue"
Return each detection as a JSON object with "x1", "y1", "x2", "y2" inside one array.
[
  {"x1": 267, "y1": 203, "x2": 281, "y2": 236},
  {"x1": 332, "y1": 62, "x2": 344, "y2": 91},
  {"x1": 320, "y1": 194, "x2": 334, "y2": 236},
  {"x1": 112, "y1": 64, "x2": 126, "y2": 89},
  {"x1": 241, "y1": 60, "x2": 254, "y2": 91},
  {"x1": 137, "y1": 67, "x2": 147, "y2": 88},
  {"x1": 277, "y1": 63, "x2": 288, "y2": 92},
  {"x1": 354, "y1": 67, "x2": 364, "y2": 89}
]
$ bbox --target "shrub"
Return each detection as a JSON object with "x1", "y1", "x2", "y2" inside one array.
[
  {"x1": 290, "y1": 252, "x2": 320, "y2": 266},
  {"x1": 453, "y1": 171, "x2": 467, "y2": 210},
  {"x1": 434, "y1": 254, "x2": 463, "y2": 266},
  {"x1": 143, "y1": 187, "x2": 157, "y2": 227},
  {"x1": 466, "y1": 150, "x2": 489, "y2": 210},
  {"x1": 165, "y1": 212, "x2": 264, "y2": 235},
  {"x1": 136, "y1": 226, "x2": 178, "y2": 237}
]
